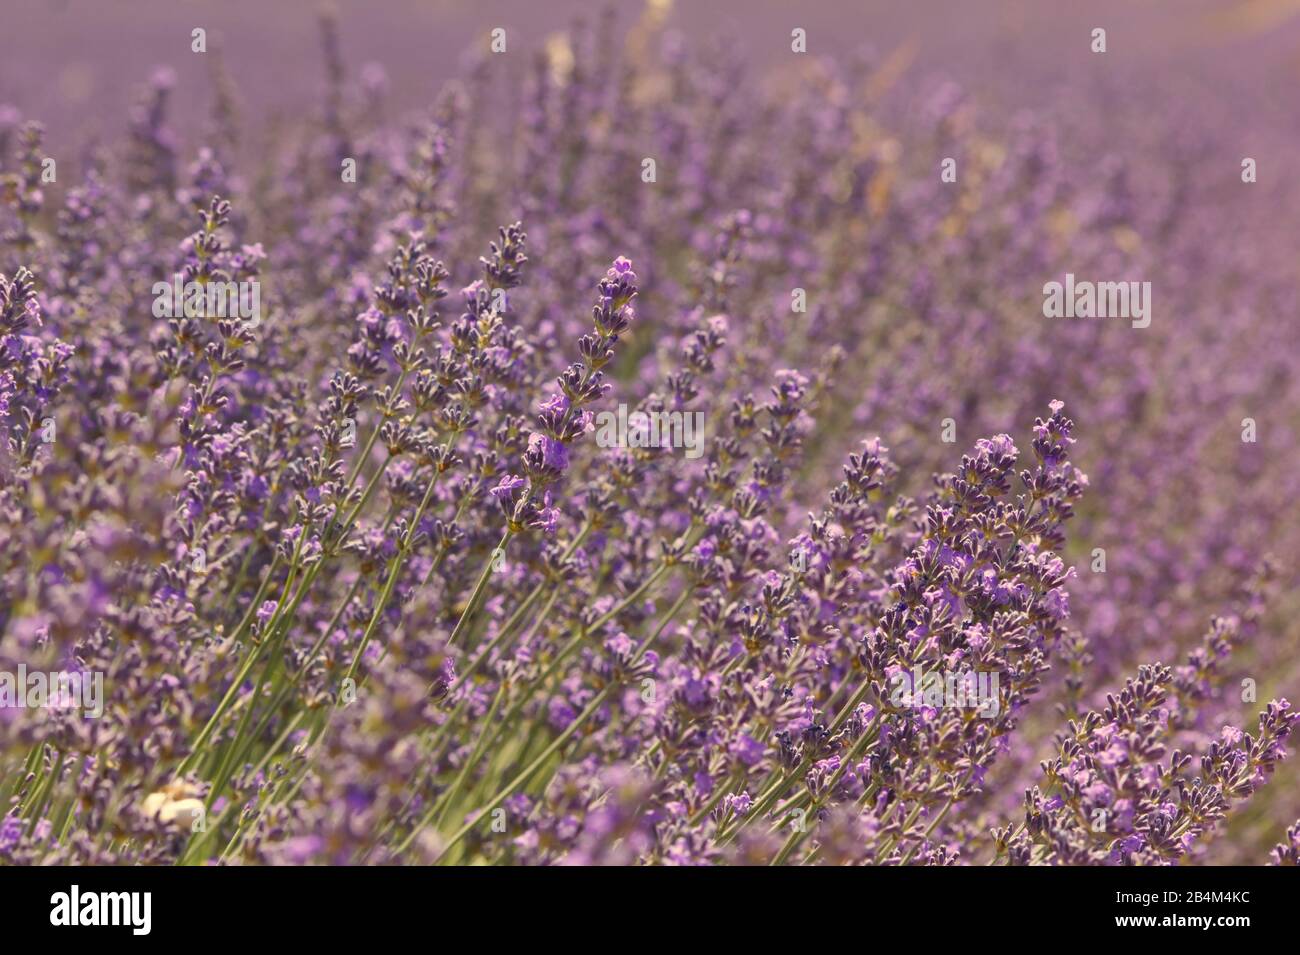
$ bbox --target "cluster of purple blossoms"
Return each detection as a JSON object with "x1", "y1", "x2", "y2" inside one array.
[
  {"x1": 491, "y1": 254, "x2": 638, "y2": 536},
  {"x1": 1, "y1": 7, "x2": 1297, "y2": 867}
]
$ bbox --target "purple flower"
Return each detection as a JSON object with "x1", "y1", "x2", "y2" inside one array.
[
  {"x1": 526, "y1": 431, "x2": 569, "y2": 474},
  {"x1": 490, "y1": 474, "x2": 527, "y2": 504}
]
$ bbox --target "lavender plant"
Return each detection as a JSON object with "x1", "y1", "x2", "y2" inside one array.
[{"x1": 0, "y1": 5, "x2": 1296, "y2": 867}]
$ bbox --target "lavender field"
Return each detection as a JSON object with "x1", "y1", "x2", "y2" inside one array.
[{"x1": 2, "y1": 0, "x2": 1299, "y2": 868}]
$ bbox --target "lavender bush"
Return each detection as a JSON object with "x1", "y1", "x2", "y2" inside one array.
[{"x1": 1, "y1": 4, "x2": 1298, "y2": 866}]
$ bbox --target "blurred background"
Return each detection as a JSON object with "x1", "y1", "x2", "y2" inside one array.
[{"x1": 6, "y1": 0, "x2": 1300, "y2": 151}]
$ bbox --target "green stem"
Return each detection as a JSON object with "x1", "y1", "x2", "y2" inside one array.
[{"x1": 429, "y1": 587, "x2": 691, "y2": 862}]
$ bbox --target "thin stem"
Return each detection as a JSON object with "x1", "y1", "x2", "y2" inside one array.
[{"x1": 429, "y1": 587, "x2": 691, "y2": 862}]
